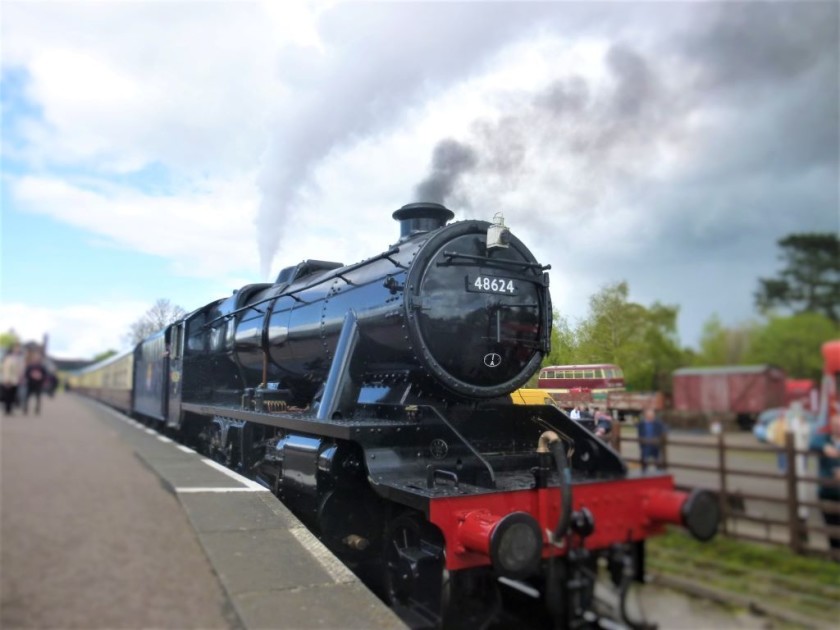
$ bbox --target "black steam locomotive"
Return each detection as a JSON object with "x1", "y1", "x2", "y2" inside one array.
[{"x1": 76, "y1": 203, "x2": 718, "y2": 628}]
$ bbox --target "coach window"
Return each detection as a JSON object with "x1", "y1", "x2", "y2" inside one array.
[
  {"x1": 169, "y1": 328, "x2": 176, "y2": 359},
  {"x1": 584, "y1": 370, "x2": 594, "y2": 378},
  {"x1": 171, "y1": 326, "x2": 181, "y2": 359}
]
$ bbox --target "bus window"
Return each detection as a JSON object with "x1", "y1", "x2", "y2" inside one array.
[{"x1": 536, "y1": 364, "x2": 626, "y2": 397}]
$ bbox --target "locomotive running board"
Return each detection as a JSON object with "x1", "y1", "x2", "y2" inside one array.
[{"x1": 179, "y1": 403, "x2": 362, "y2": 440}]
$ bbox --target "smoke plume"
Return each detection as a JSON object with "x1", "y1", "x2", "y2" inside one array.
[{"x1": 414, "y1": 139, "x2": 478, "y2": 204}]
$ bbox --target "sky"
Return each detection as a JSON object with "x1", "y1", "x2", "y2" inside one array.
[{"x1": 1, "y1": 0, "x2": 838, "y2": 360}]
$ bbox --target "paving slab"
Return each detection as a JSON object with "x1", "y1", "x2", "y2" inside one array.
[
  {"x1": 1, "y1": 393, "x2": 238, "y2": 629},
  {"x1": 200, "y1": 528, "x2": 337, "y2": 594},
  {"x1": 79, "y1": 396, "x2": 405, "y2": 630},
  {"x1": 235, "y1": 582, "x2": 401, "y2": 630},
  {"x1": 180, "y1": 491, "x2": 296, "y2": 532},
  {"x1": 149, "y1": 458, "x2": 246, "y2": 489}
]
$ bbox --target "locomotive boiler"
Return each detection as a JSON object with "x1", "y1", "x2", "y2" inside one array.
[
  {"x1": 77, "y1": 203, "x2": 719, "y2": 629},
  {"x1": 180, "y1": 203, "x2": 549, "y2": 411}
]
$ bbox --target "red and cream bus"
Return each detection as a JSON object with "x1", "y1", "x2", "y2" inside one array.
[{"x1": 537, "y1": 363, "x2": 625, "y2": 403}]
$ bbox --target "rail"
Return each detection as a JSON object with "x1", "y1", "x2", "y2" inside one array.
[{"x1": 616, "y1": 425, "x2": 840, "y2": 560}]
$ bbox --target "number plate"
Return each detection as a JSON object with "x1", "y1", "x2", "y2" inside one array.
[{"x1": 466, "y1": 275, "x2": 519, "y2": 295}]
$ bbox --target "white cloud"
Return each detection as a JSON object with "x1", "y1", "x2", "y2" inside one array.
[
  {"x1": 3, "y1": 1, "x2": 299, "y2": 175},
  {"x1": 2, "y1": 1, "x2": 835, "y2": 356},
  {"x1": 9, "y1": 173, "x2": 262, "y2": 278},
  {"x1": 0, "y1": 300, "x2": 148, "y2": 359}
]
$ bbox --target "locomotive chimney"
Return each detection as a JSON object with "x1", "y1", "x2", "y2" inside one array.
[{"x1": 393, "y1": 202, "x2": 454, "y2": 241}]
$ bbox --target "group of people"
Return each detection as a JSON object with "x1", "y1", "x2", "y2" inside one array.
[
  {"x1": 569, "y1": 403, "x2": 667, "y2": 472},
  {"x1": 569, "y1": 405, "x2": 615, "y2": 439},
  {"x1": 568, "y1": 400, "x2": 840, "y2": 552},
  {"x1": 1, "y1": 344, "x2": 51, "y2": 416}
]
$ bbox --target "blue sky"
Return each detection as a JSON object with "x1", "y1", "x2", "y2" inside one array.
[{"x1": 1, "y1": 1, "x2": 837, "y2": 359}]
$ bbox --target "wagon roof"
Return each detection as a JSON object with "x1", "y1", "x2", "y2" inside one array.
[{"x1": 673, "y1": 364, "x2": 783, "y2": 376}]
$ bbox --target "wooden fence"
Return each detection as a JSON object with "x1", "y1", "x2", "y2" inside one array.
[{"x1": 616, "y1": 427, "x2": 840, "y2": 561}]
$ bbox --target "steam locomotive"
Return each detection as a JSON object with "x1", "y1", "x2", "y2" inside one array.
[{"x1": 74, "y1": 203, "x2": 719, "y2": 628}]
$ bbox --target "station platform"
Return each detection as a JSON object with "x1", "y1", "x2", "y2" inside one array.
[{"x1": 1, "y1": 392, "x2": 403, "y2": 629}]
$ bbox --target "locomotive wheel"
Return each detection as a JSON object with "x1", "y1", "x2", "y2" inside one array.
[
  {"x1": 383, "y1": 513, "x2": 447, "y2": 626},
  {"x1": 209, "y1": 425, "x2": 236, "y2": 467}
]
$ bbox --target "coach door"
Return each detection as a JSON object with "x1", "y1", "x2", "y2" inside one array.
[{"x1": 168, "y1": 322, "x2": 185, "y2": 427}]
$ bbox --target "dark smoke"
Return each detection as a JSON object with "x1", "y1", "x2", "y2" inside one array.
[
  {"x1": 414, "y1": 139, "x2": 478, "y2": 203},
  {"x1": 411, "y1": 42, "x2": 669, "y2": 208},
  {"x1": 606, "y1": 44, "x2": 654, "y2": 118},
  {"x1": 255, "y1": 2, "x2": 581, "y2": 276}
]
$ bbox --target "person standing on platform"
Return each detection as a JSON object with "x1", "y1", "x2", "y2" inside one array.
[
  {"x1": 593, "y1": 407, "x2": 613, "y2": 439},
  {"x1": 638, "y1": 407, "x2": 667, "y2": 472},
  {"x1": 570, "y1": 405, "x2": 581, "y2": 420},
  {"x1": 810, "y1": 412, "x2": 840, "y2": 553},
  {"x1": 24, "y1": 351, "x2": 47, "y2": 415},
  {"x1": 1, "y1": 345, "x2": 25, "y2": 416}
]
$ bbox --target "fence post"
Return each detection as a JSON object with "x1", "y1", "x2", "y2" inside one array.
[
  {"x1": 717, "y1": 430, "x2": 728, "y2": 535},
  {"x1": 784, "y1": 431, "x2": 802, "y2": 553}
]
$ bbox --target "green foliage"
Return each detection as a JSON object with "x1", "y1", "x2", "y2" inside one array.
[
  {"x1": 544, "y1": 312, "x2": 577, "y2": 366},
  {"x1": 651, "y1": 529, "x2": 839, "y2": 588},
  {"x1": 92, "y1": 349, "x2": 119, "y2": 363},
  {"x1": 0, "y1": 329, "x2": 21, "y2": 352},
  {"x1": 693, "y1": 314, "x2": 758, "y2": 366},
  {"x1": 745, "y1": 313, "x2": 838, "y2": 380},
  {"x1": 545, "y1": 282, "x2": 686, "y2": 391},
  {"x1": 756, "y1": 232, "x2": 840, "y2": 322},
  {"x1": 691, "y1": 312, "x2": 837, "y2": 380}
]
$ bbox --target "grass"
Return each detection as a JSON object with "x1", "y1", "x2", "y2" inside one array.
[
  {"x1": 647, "y1": 529, "x2": 840, "y2": 625},
  {"x1": 650, "y1": 529, "x2": 839, "y2": 587}
]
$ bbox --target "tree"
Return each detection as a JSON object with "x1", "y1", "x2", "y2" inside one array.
[
  {"x1": 575, "y1": 282, "x2": 684, "y2": 391},
  {"x1": 544, "y1": 312, "x2": 577, "y2": 367},
  {"x1": 126, "y1": 299, "x2": 187, "y2": 345},
  {"x1": 0, "y1": 329, "x2": 20, "y2": 352},
  {"x1": 755, "y1": 233, "x2": 840, "y2": 322},
  {"x1": 745, "y1": 313, "x2": 838, "y2": 380},
  {"x1": 92, "y1": 349, "x2": 119, "y2": 363},
  {"x1": 693, "y1": 314, "x2": 757, "y2": 366}
]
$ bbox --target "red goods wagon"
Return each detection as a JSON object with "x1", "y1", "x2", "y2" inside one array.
[{"x1": 672, "y1": 365, "x2": 786, "y2": 428}]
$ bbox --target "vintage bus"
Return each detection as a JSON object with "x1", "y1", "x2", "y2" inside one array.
[{"x1": 537, "y1": 363, "x2": 625, "y2": 403}]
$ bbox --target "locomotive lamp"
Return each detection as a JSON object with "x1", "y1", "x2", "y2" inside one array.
[{"x1": 486, "y1": 212, "x2": 511, "y2": 250}]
